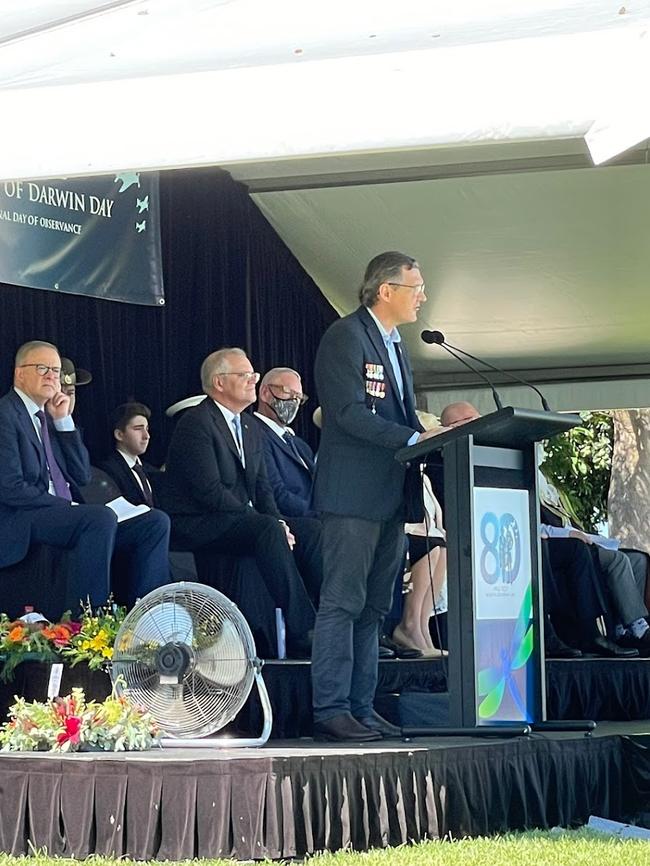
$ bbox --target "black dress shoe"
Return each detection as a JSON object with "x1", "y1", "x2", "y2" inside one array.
[
  {"x1": 618, "y1": 630, "x2": 650, "y2": 657},
  {"x1": 378, "y1": 643, "x2": 396, "y2": 659},
  {"x1": 379, "y1": 634, "x2": 423, "y2": 660},
  {"x1": 354, "y1": 709, "x2": 402, "y2": 739},
  {"x1": 313, "y1": 712, "x2": 382, "y2": 743},
  {"x1": 545, "y1": 631, "x2": 582, "y2": 659},
  {"x1": 583, "y1": 635, "x2": 639, "y2": 658}
]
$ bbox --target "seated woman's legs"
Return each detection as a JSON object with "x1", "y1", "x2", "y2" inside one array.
[{"x1": 393, "y1": 540, "x2": 446, "y2": 655}]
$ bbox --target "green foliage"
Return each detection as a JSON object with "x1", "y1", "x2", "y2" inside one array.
[{"x1": 542, "y1": 411, "x2": 613, "y2": 532}]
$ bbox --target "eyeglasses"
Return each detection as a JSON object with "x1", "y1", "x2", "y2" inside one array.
[
  {"x1": 268, "y1": 384, "x2": 309, "y2": 405},
  {"x1": 18, "y1": 364, "x2": 62, "y2": 377},
  {"x1": 386, "y1": 282, "x2": 426, "y2": 295},
  {"x1": 218, "y1": 371, "x2": 261, "y2": 383}
]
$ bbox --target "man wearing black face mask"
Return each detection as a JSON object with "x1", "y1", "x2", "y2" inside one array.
[{"x1": 254, "y1": 367, "x2": 316, "y2": 518}]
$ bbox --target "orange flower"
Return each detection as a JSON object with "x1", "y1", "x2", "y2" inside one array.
[
  {"x1": 7, "y1": 625, "x2": 26, "y2": 643},
  {"x1": 42, "y1": 624, "x2": 72, "y2": 646}
]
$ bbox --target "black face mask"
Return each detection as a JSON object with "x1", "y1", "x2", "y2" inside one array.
[{"x1": 265, "y1": 396, "x2": 299, "y2": 426}]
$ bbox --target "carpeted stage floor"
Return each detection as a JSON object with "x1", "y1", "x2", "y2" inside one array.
[{"x1": 0, "y1": 723, "x2": 649, "y2": 861}]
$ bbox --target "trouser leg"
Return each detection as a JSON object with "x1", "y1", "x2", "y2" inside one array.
[
  {"x1": 202, "y1": 512, "x2": 316, "y2": 640},
  {"x1": 112, "y1": 509, "x2": 171, "y2": 607},
  {"x1": 546, "y1": 538, "x2": 604, "y2": 643},
  {"x1": 29, "y1": 503, "x2": 117, "y2": 610},
  {"x1": 285, "y1": 515, "x2": 323, "y2": 604},
  {"x1": 311, "y1": 514, "x2": 403, "y2": 722},
  {"x1": 597, "y1": 546, "x2": 648, "y2": 625},
  {"x1": 350, "y1": 518, "x2": 404, "y2": 718}
]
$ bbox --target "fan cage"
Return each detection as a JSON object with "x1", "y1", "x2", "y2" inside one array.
[{"x1": 111, "y1": 582, "x2": 258, "y2": 739}]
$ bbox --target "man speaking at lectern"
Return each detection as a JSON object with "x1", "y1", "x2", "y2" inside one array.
[{"x1": 311, "y1": 251, "x2": 444, "y2": 742}]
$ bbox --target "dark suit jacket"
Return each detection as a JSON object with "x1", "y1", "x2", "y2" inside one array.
[
  {"x1": 161, "y1": 397, "x2": 280, "y2": 547},
  {"x1": 253, "y1": 415, "x2": 316, "y2": 517},
  {"x1": 0, "y1": 389, "x2": 91, "y2": 567},
  {"x1": 313, "y1": 305, "x2": 423, "y2": 522},
  {"x1": 99, "y1": 450, "x2": 152, "y2": 507}
]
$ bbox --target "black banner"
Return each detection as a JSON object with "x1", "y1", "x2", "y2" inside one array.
[{"x1": 0, "y1": 171, "x2": 164, "y2": 306}]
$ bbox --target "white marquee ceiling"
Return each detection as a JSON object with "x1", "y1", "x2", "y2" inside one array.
[
  {"x1": 2, "y1": 1, "x2": 650, "y2": 407},
  {"x1": 253, "y1": 161, "x2": 650, "y2": 394}
]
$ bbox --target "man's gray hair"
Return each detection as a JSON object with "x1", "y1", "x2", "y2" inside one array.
[
  {"x1": 200, "y1": 347, "x2": 248, "y2": 393},
  {"x1": 358, "y1": 251, "x2": 419, "y2": 308},
  {"x1": 260, "y1": 367, "x2": 300, "y2": 389},
  {"x1": 15, "y1": 340, "x2": 60, "y2": 366}
]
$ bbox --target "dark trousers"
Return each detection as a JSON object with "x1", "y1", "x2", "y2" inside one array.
[
  {"x1": 28, "y1": 504, "x2": 170, "y2": 611},
  {"x1": 311, "y1": 513, "x2": 404, "y2": 722},
  {"x1": 111, "y1": 510, "x2": 172, "y2": 607},
  {"x1": 594, "y1": 547, "x2": 648, "y2": 626},
  {"x1": 174, "y1": 510, "x2": 316, "y2": 641},
  {"x1": 543, "y1": 538, "x2": 604, "y2": 645},
  {"x1": 285, "y1": 515, "x2": 323, "y2": 605}
]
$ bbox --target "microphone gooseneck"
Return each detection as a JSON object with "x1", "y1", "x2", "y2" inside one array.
[
  {"x1": 444, "y1": 340, "x2": 551, "y2": 412},
  {"x1": 420, "y1": 331, "x2": 503, "y2": 411},
  {"x1": 420, "y1": 330, "x2": 551, "y2": 412}
]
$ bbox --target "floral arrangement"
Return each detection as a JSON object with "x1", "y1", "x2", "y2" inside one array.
[
  {"x1": 0, "y1": 686, "x2": 160, "y2": 752},
  {"x1": 0, "y1": 614, "x2": 79, "y2": 682},
  {"x1": 61, "y1": 599, "x2": 126, "y2": 670},
  {"x1": 0, "y1": 599, "x2": 127, "y2": 681}
]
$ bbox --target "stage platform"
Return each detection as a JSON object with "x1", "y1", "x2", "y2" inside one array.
[
  {"x1": 0, "y1": 724, "x2": 649, "y2": 860},
  {"x1": 240, "y1": 655, "x2": 650, "y2": 739},
  {"x1": 3, "y1": 655, "x2": 650, "y2": 740}
]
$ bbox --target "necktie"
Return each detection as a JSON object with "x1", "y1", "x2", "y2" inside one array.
[
  {"x1": 283, "y1": 431, "x2": 308, "y2": 470},
  {"x1": 384, "y1": 335, "x2": 405, "y2": 401},
  {"x1": 132, "y1": 461, "x2": 154, "y2": 507},
  {"x1": 232, "y1": 415, "x2": 245, "y2": 466},
  {"x1": 35, "y1": 410, "x2": 72, "y2": 501}
]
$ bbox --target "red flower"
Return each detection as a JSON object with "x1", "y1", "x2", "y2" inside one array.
[{"x1": 57, "y1": 716, "x2": 82, "y2": 746}]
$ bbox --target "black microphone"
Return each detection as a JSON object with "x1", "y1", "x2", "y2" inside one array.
[
  {"x1": 422, "y1": 330, "x2": 551, "y2": 412},
  {"x1": 421, "y1": 330, "x2": 445, "y2": 345},
  {"x1": 421, "y1": 331, "x2": 503, "y2": 411}
]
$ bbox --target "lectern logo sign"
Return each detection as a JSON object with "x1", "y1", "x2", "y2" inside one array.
[
  {"x1": 479, "y1": 511, "x2": 521, "y2": 585},
  {"x1": 473, "y1": 488, "x2": 535, "y2": 723},
  {"x1": 473, "y1": 488, "x2": 531, "y2": 621}
]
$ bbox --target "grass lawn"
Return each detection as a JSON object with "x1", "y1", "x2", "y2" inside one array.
[{"x1": 0, "y1": 829, "x2": 648, "y2": 866}]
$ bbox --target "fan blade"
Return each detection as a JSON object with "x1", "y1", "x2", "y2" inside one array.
[
  {"x1": 194, "y1": 619, "x2": 248, "y2": 686},
  {"x1": 134, "y1": 601, "x2": 194, "y2": 646}
]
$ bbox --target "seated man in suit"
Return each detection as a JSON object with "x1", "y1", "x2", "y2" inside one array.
[
  {"x1": 161, "y1": 347, "x2": 319, "y2": 655},
  {"x1": 253, "y1": 367, "x2": 316, "y2": 517},
  {"x1": 100, "y1": 402, "x2": 156, "y2": 507},
  {"x1": 0, "y1": 340, "x2": 171, "y2": 612}
]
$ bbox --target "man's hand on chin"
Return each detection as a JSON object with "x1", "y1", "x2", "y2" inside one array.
[{"x1": 45, "y1": 388, "x2": 71, "y2": 420}]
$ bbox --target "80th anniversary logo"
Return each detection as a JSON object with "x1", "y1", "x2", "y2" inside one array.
[{"x1": 478, "y1": 511, "x2": 522, "y2": 585}]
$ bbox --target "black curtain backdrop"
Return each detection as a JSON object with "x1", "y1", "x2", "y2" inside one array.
[{"x1": 0, "y1": 168, "x2": 338, "y2": 464}]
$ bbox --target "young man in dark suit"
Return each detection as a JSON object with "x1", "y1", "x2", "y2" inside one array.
[
  {"x1": 100, "y1": 402, "x2": 155, "y2": 507},
  {"x1": 253, "y1": 367, "x2": 316, "y2": 517},
  {"x1": 0, "y1": 341, "x2": 170, "y2": 612},
  {"x1": 161, "y1": 348, "x2": 319, "y2": 655},
  {"x1": 310, "y1": 252, "x2": 446, "y2": 742}
]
